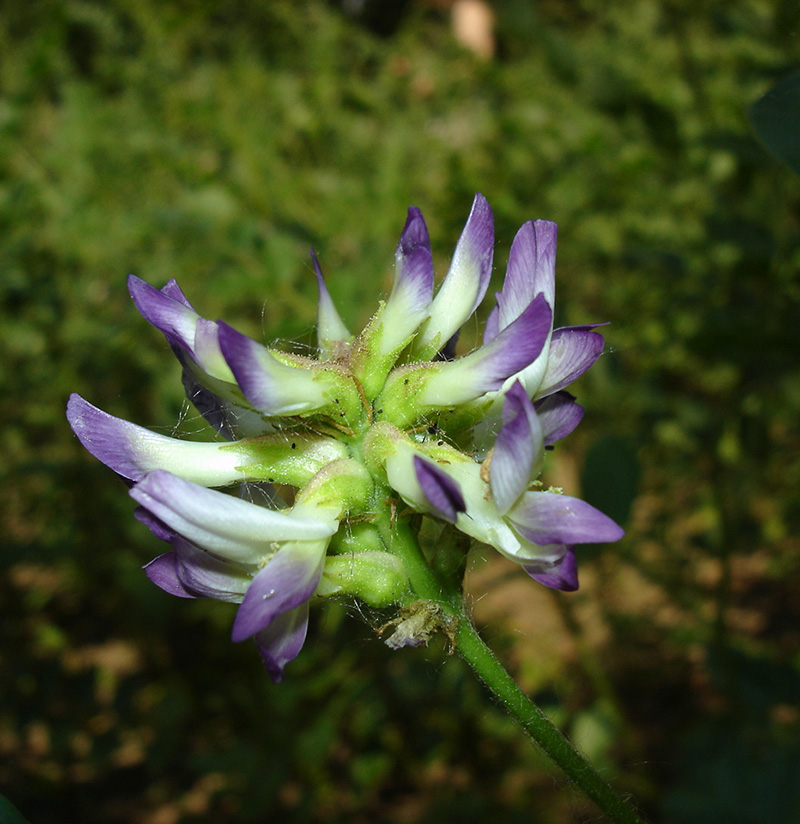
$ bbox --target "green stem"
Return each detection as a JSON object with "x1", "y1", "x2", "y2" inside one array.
[
  {"x1": 455, "y1": 621, "x2": 645, "y2": 824},
  {"x1": 376, "y1": 506, "x2": 647, "y2": 824}
]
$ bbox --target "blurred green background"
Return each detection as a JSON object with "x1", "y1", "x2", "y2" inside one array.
[{"x1": 2, "y1": 1, "x2": 800, "y2": 822}]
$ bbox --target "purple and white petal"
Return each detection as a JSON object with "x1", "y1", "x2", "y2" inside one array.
[
  {"x1": 180, "y1": 372, "x2": 267, "y2": 440},
  {"x1": 143, "y1": 552, "x2": 198, "y2": 599},
  {"x1": 180, "y1": 373, "x2": 234, "y2": 438},
  {"x1": 130, "y1": 279, "x2": 241, "y2": 397},
  {"x1": 497, "y1": 220, "x2": 557, "y2": 331},
  {"x1": 482, "y1": 302, "x2": 500, "y2": 344},
  {"x1": 556, "y1": 322, "x2": 610, "y2": 332},
  {"x1": 173, "y1": 537, "x2": 251, "y2": 603},
  {"x1": 218, "y1": 322, "x2": 331, "y2": 416},
  {"x1": 427, "y1": 455, "x2": 526, "y2": 559},
  {"x1": 535, "y1": 391, "x2": 585, "y2": 445},
  {"x1": 231, "y1": 541, "x2": 326, "y2": 642},
  {"x1": 378, "y1": 207, "x2": 434, "y2": 351},
  {"x1": 419, "y1": 293, "x2": 552, "y2": 407},
  {"x1": 413, "y1": 455, "x2": 466, "y2": 523},
  {"x1": 535, "y1": 327, "x2": 605, "y2": 399},
  {"x1": 382, "y1": 440, "x2": 522, "y2": 556},
  {"x1": 159, "y1": 278, "x2": 195, "y2": 309},
  {"x1": 128, "y1": 275, "x2": 200, "y2": 355},
  {"x1": 67, "y1": 394, "x2": 249, "y2": 485},
  {"x1": 134, "y1": 506, "x2": 175, "y2": 542},
  {"x1": 508, "y1": 491, "x2": 624, "y2": 546},
  {"x1": 393, "y1": 207, "x2": 434, "y2": 313},
  {"x1": 490, "y1": 382, "x2": 544, "y2": 514},
  {"x1": 416, "y1": 194, "x2": 494, "y2": 356},
  {"x1": 312, "y1": 250, "x2": 351, "y2": 358},
  {"x1": 130, "y1": 471, "x2": 336, "y2": 562},
  {"x1": 524, "y1": 547, "x2": 579, "y2": 592},
  {"x1": 192, "y1": 319, "x2": 235, "y2": 382},
  {"x1": 253, "y1": 603, "x2": 310, "y2": 683}
]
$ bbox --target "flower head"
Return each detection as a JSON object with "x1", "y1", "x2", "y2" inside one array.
[{"x1": 67, "y1": 194, "x2": 622, "y2": 680}]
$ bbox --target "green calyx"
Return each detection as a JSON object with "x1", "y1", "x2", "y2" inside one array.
[
  {"x1": 317, "y1": 550, "x2": 409, "y2": 606},
  {"x1": 229, "y1": 434, "x2": 350, "y2": 487}
]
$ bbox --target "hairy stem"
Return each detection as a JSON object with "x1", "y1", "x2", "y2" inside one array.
[
  {"x1": 454, "y1": 620, "x2": 646, "y2": 824},
  {"x1": 375, "y1": 505, "x2": 647, "y2": 824}
]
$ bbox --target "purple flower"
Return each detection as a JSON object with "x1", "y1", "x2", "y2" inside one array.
[
  {"x1": 382, "y1": 381, "x2": 622, "y2": 592},
  {"x1": 68, "y1": 194, "x2": 622, "y2": 676},
  {"x1": 483, "y1": 221, "x2": 606, "y2": 402},
  {"x1": 132, "y1": 470, "x2": 338, "y2": 681}
]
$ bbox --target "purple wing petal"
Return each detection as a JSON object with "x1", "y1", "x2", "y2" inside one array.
[
  {"x1": 130, "y1": 470, "x2": 336, "y2": 561},
  {"x1": 452, "y1": 192, "x2": 495, "y2": 318},
  {"x1": 192, "y1": 319, "x2": 232, "y2": 379},
  {"x1": 536, "y1": 328, "x2": 605, "y2": 398},
  {"x1": 508, "y1": 491, "x2": 625, "y2": 546},
  {"x1": 523, "y1": 548, "x2": 579, "y2": 591},
  {"x1": 66, "y1": 393, "x2": 247, "y2": 485},
  {"x1": 159, "y1": 279, "x2": 195, "y2": 309},
  {"x1": 419, "y1": 293, "x2": 552, "y2": 408},
  {"x1": 230, "y1": 543, "x2": 325, "y2": 642},
  {"x1": 392, "y1": 207, "x2": 434, "y2": 314},
  {"x1": 128, "y1": 275, "x2": 199, "y2": 355},
  {"x1": 534, "y1": 391, "x2": 585, "y2": 445},
  {"x1": 67, "y1": 394, "x2": 144, "y2": 480},
  {"x1": 482, "y1": 302, "x2": 500, "y2": 344},
  {"x1": 417, "y1": 194, "x2": 494, "y2": 356},
  {"x1": 134, "y1": 506, "x2": 175, "y2": 542},
  {"x1": 473, "y1": 292, "x2": 553, "y2": 389},
  {"x1": 180, "y1": 372, "x2": 233, "y2": 437},
  {"x1": 173, "y1": 537, "x2": 250, "y2": 603},
  {"x1": 179, "y1": 370, "x2": 265, "y2": 440},
  {"x1": 253, "y1": 603, "x2": 310, "y2": 683},
  {"x1": 355, "y1": 207, "x2": 434, "y2": 369},
  {"x1": 413, "y1": 456, "x2": 466, "y2": 523},
  {"x1": 143, "y1": 552, "x2": 198, "y2": 598},
  {"x1": 497, "y1": 220, "x2": 557, "y2": 331},
  {"x1": 491, "y1": 381, "x2": 544, "y2": 514},
  {"x1": 217, "y1": 322, "x2": 329, "y2": 416},
  {"x1": 130, "y1": 277, "x2": 237, "y2": 384}
]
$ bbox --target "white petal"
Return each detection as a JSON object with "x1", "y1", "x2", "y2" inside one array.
[{"x1": 131, "y1": 471, "x2": 336, "y2": 562}]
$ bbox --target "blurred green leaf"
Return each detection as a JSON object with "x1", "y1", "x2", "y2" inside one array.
[
  {"x1": 665, "y1": 720, "x2": 800, "y2": 824},
  {"x1": 0, "y1": 796, "x2": 31, "y2": 824},
  {"x1": 750, "y1": 70, "x2": 800, "y2": 174},
  {"x1": 580, "y1": 434, "x2": 640, "y2": 528}
]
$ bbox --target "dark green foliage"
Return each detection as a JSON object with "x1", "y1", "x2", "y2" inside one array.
[
  {"x1": 0, "y1": 795, "x2": 31, "y2": 824},
  {"x1": 750, "y1": 70, "x2": 800, "y2": 174},
  {"x1": 580, "y1": 434, "x2": 640, "y2": 531},
  {"x1": 2, "y1": 1, "x2": 800, "y2": 822}
]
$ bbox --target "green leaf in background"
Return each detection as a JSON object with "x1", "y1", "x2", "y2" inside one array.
[
  {"x1": 664, "y1": 720, "x2": 800, "y2": 824},
  {"x1": 0, "y1": 796, "x2": 31, "y2": 824},
  {"x1": 750, "y1": 70, "x2": 800, "y2": 174},
  {"x1": 580, "y1": 434, "x2": 640, "y2": 529}
]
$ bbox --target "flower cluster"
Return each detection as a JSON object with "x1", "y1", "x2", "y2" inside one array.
[{"x1": 67, "y1": 195, "x2": 622, "y2": 681}]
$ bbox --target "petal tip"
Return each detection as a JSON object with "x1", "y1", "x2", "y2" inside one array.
[
  {"x1": 525, "y1": 548, "x2": 579, "y2": 592},
  {"x1": 413, "y1": 455, "x2": 466, "y2": 523}
]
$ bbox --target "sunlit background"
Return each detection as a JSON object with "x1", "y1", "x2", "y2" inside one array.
[{"x1": 3, "y1": 1, "x2": 799, "y2": 822}]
